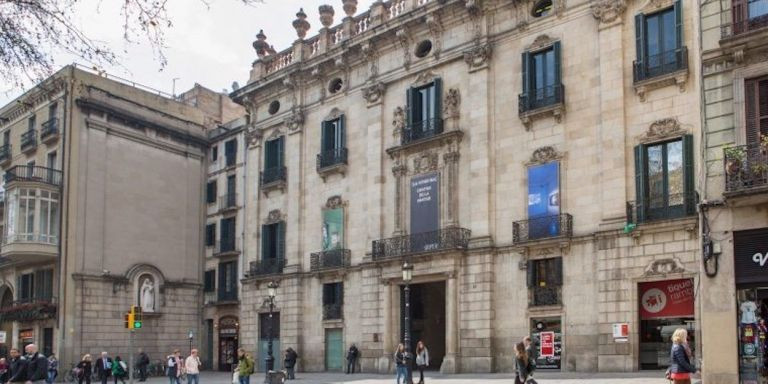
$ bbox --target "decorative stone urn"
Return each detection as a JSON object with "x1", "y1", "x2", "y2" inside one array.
[
  {"x1": 319, "y1": 5, "x2": 335, "y2": 28},
  {"x1": 252, "y1": 29, "x2": 269, "y2": 57},
  {"x1": 292, "y1": 8, "x2": 310, "y2": 39},
  {"x1": 342, "y1": 0, "x2": 358, "y2": 18}
]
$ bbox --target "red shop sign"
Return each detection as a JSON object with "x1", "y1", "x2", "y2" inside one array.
[
  {"x1": 540, "y1": 331, "x2": 555, "y2": 357},
  {"x1": 639, "y1": 278, "x2": 695, "y2": 319}
]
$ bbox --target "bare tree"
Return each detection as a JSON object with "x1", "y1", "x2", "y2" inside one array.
[{"x1": 0, "y1": 0, "x2": 262, "y2": 88}]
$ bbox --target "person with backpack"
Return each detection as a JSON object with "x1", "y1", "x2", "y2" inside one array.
[
  {"x1": 111, "y1": 357, "x2": 127, "y2": 384},
  {"x1": 236, "y1": 348, "x2": 254, "y2": 384},
  {"x1": 514, "y1": 342, "x2": 531, "y2": 384}
]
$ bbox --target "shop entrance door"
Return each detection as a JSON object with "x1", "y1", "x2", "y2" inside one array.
[
  {"x1": 218, "y1": 317, "x2": 239, "y2": 372},
  {"x1": 734, "y1": 228, "x2": 768, "y2": 384},
  {"x1": 530, "y1": 317, "x2": 563, "y2": 370},
  {"x1": 638, "y1": 279, "x2": 696, "y2": 370},
  {"x1": 325, "y1": 328, "x2": 343, "y2": 371}
]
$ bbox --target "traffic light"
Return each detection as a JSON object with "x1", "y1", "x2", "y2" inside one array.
[
  {"x1": 130, "y1": 305, "x2": 143, "y2": 329},
  {"x1": 124, "y1": 312, "x2": 135, "y2": 329}
]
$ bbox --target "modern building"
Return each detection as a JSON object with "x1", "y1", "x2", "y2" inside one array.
[
  {"x1": 229, "y1": 0, "x2": 704, "y2": 375},
  {"x1": 0, "y1": 65, "x2": 239, "y2": 368},
  {"x1": 699, "y1": 0, "x2": 768, "y2": 383}
]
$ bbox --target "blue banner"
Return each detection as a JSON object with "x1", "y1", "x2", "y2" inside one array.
[{"x1": 528, "y1": 162, "x2": 560, "y2": 239}]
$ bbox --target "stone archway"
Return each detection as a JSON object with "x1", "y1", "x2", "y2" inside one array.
[{"x1": 0, "y1": 285, "x2": 13, "y2": 358}]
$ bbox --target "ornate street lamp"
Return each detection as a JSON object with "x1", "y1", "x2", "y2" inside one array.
[
  {"x1": 264, "y1": 281, "x2": 279, "y2": 383},
  {"x1": 402, "y1": 262, "x2": 414, "y2": 384}
]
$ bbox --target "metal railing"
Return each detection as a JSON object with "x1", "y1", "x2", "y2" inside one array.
[
  {"x1": 530, "y1": 286, "x2": 562, "y2": 307},
  {"x1": 721, "y1": 13, "x2": 768, "y2": 38},
  {"x1": 4, "y1": 165, "x2": 63, "y2": 186},
  {"x1": 260, "y1": 166, "x2": 286, "y2": 187},
  {"x1": 519, "y1": 84, "x2": 565, "y2": 113},
  {"x1": 310, "y1": 249, "x2": 351, "y2": 271},
  {"x1": 322, "y1": 303, "x2": 343, "y2": 320},
  {"x1": 2, "y1": 233, "x2": 59, "y2": 245},
  {"x1": 250, "y1": 258, "x2": 285, "y2": 276},
  {"x1": 217, "y1": 290, "x2": 238, "y2": 303},
  {"x1": 218, "y1": 193, "x2": 237, "y2": 211},
  {"x1": 317, "y1": 148, "x2": 348, "y2": 171},
  {"x1": 371, "y1": 227, "x2": 471, "y2": 261},
  {"x1": 513, "y1": 213, "x2": 573, "y2": 244},
  {"x1": 41, "y1": 118, "x2": 59, "y2": 139},
  {"x1": 0, "y1": 143, "x2": 10, "y2": 162},
  {"x1": 213, "y1": 239, "x2": 240, "y2": 256},
  {"x1": 626, "y1": 192, "x2": 697, "y2": 224},
  {"x1": 401, "y1": 118, "x2": 444, "y2": 145},
  {"x1": 724, "y1": 144, "x2": 768, "y2": 192},
  {"x1": 20, "y1": 129, "x2": 37, "y2": 150},
  {"x1": 633, "y1": 46, "x2": 688, "y2": 83},
  {"x1": 0, "y1": 297, "x2": 57, "y2": 322}
]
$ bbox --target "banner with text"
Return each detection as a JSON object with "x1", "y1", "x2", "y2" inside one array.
[
  {"x1": 410, "y1": 173, "x2": 440, "y2": 252},
  {"x1": 639, "y1": 278, "x2": 695, "y2": 319}
]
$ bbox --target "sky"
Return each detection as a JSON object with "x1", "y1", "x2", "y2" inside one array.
[{"x1": 0, "y1": 0, "x2": 377, "y2": 105}]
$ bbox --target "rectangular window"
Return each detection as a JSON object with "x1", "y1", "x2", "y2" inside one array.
[
  {"x1": 744, "y1": 76, "x2": 768, "y2": 146},
  {"x1": 322, "y1": 282, "x2": 343, "y2": 320},
  {"x1": 34, "y1": 269, "x2": 53, "y2": 299},
  {"x1": 220, "y1": 217, "x2": 235, "y2": 252},
  {"x1": 527, "y1": 258, "x2": 563, "y2": 307},
  {"x1": 527, "y1": 162, "x2": 561, "y2": 239},
  {"x1": 204, "y1": 270, "x2": 215, "y2": 292},
  {"x1": 17, "y1": 188, "x2": 36, "y2": 241},
  {"x1": 227, "y1": 175, "x2": 236, "y2": 197},
  {"x1": 633, "y1": 135, "x2": 694, "y2": 223},
  {"x1": 635, "y1": 0, "x2": 683, "y2": 81},
  {"x1": 321, "y1": 117, "x2": 345, "y2": 152},
  {"x1": 218, "y1": 261, "x2": 237, "y2": 301},
  {"x1": 211, "y1": 145, "x2": 218, "y2": 162},
  {"x1": 521, "y1": 42, "x2": 563, "y2": 112},
  {"x1": 3, "y1": 130, "x2": 10, "y2": 145},
  {"x1": 206, "y1": 181, "x2": 217, "y2": 204},
  {"x1": 259, "y1": 312, "x2": 280, "y2": 339},
  {"x1": 322, "y1": 208, "x2": 344, "y2": 251},
  {"x1": 205, "y1": 223, "x2": 216, "y2": 247},
  {"x1": 18, "y1": 273, "x2": 34, "y2": 301},
  {"x1": 404, "y1": 79, "x2": 443, "y2": 144},
  {"x1": 48, "y1": 103, "x2": 57, "y2": 120},
  {"x1": 261, "y1": 222, "x2": 285, "y2": 260},
  {"x1": 264, "y1": 137, "x2": 284, "y2": 169},
  {"x1": 38, "y1": 190, "x2": 59, "y2": 243},
  {"x1": 225, "y1": 139, "x2": 237, "y2": 167},
  {"x1": 28, "y1": 115, "x2": 36, "y2": 132}
]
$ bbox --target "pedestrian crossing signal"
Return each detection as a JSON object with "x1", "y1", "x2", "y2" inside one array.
[{"x1": 132, "y1": 305, "x2": 143, "y2": 329}]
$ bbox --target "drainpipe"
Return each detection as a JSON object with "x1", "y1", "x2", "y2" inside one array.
[{"x1": 57, "y1": 65, "x2": 73, "y2": 366}]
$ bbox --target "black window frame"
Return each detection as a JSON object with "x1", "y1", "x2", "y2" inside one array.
[
  {"x1": 264, "y1": 137, "x2": 285, "y2": 170},
  {"x1": 206, "y1": 181, "x2": 217, "y2": 204},
  {"x1": 404, "y1": 78, "x2": 443, "y2": 144},
  {"x1": 322, "y1": 282, "x2": 343, "y2": 320},
  {"x1": 261, "y1": 221, "x2": 286, "y2": 261},
  {"x1": 211, "y1": 145, "x2": 218, "y2": 162},
  {"x1": 205, "y1": 223, "x2": 216, "y2": 247},
  {"x1": 520, "y1": 41, "x2": 563, "y2": 113},
  {"x1": 224, "y1": 139, "x2": 237, "y2": 167},
  {"x1": 217, "y1": 261, "x2": 237, "y2": 301},
  {"x1": 204, "y1": 270, "x2": 216, "y2": 292},
  {"x1": 220, "y1": 217, "x2": 236, "y2": 252}
]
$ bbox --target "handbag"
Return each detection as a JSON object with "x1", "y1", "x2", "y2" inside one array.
[
  {"x1": 665, "y1": 368, "x2": 672, "y2": 381},
  {"x1": 231, "y1": 370, "x2": 239, "y2": 384}
]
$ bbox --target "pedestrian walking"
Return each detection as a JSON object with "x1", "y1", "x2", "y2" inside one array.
[
  {"x1": 415, "y1": 341, "x2": 429, "y2": 384},
  {"x1": 0, "y1": 357, "x2": 8, "y2": 384},
  {"x1": 345, "y1": 344, "x2": 359, "y2": 374},
  {"x1": 236, "y1": 348, "x2": 254, "y2": 384},
  {"x1": 136, "y1": 350, "x2": 150, "y2": 382},
  {"x1": 394, "y1": 343, "x2": 407, "y2": 384},
  {"x1": 76, "y1": 355, "x2": 93, "y2": 384},
  {"x1": 25, "y1": 344, "x2": 48, "y2": 384},
  {"x1": 523, "y1": 336, "x2": 537, "y2": 383},
  {"x1": 46, "y1": 353, "x2": 59, "y2": 384},
  {"x1": 7, "y1": 348, "x2": 29, "y2": 384},
  {"x1": 95, "y1": 352, "x2": 113, "y2": 384},
  {"x1": 283, "y1": 348, "x2": 298, "y2": 380},
  {"x1": 668, "y1": 328, "x2": 697, "y2": 384},
  {"x1": 166, "y1": 350, "x2": 182, "y2": 384},
  {"x1": 184, "y1": 349, "x2": 201, "y2": 384},
  {"x1": 514, "y1": 342, "x2": 531, "y2": 384},
  {"x1": 111, "y1": 357, "x2": 126, "y2": 384}
]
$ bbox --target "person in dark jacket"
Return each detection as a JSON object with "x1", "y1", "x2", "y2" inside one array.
[
  {"x1": 8, "y1": 348, "x2": 29, "y2": 384},
  {"x1": 76, "y1": 354, "x2": 93, "y2": 384},
  {"x1": 345, "y1": 344, "x2": 359, "y2": 374},
  {"x1": 283, "y1": 348, "x2": 298, "y2": 380},
  {"x1": 514, "y1": 342, "x2": 530, "y2": 384},
  {"x1": 669, "y1": 328, "x2": 697, "y2": 384},
  {"x1": 0, "y1": 357, "x2": 9, "y2": 384},
  {"x1": 394, "y1": 344, "x2": 407, "y2": 384},
  {"x1": 94, "y1": 352, "x2": 113, "y2": 384},
  {"x1": 46, "y1": 353, "x2": 58, "y2": 384},
  {"x1": 25, "y1": 344, "x2": 48, "y2": 384},
  {"x1": 136, "y1": 350, "x2": 150, "y2": 382}
]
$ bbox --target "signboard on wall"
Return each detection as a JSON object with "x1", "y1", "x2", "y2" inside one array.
[
  {"x1": 410, "y1": 173, "x2": 440, "y2": 251},
  {"x1": 639, "y1": 279, "x2": 695, "y2": 319},
  {"x1": 322, "y1": 208, "x2": 344, "y2": 251},
  {"x1": 540, "y1": 331, "x2": 555, "y2": 357},
  {"x1": 0, "y1": 331, "x2": 6, "y2": 343},
  {"x1": 612, "y1": 323, "x2": 629, "y2": 342},
  {"x1": 528, "y1": 162, "x2": 560, "y2": 238},
  {"x1": 734, "y1": 228, "x2": 768, "y2": 285}
]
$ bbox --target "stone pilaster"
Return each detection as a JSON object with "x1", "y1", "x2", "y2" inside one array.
[
  {"x1": 459, "y1": 253, "x2": 494, "y2": 372},
  {"x1": 441, "y1": 272, "x2": 459, "y2": 373}
]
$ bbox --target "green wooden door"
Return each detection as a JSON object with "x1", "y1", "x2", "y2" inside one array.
[
  {"x1": 258, "y1": 340, "x2": 281, "y2": 372},
  {"x1": 325, "y1": 329, "x2": 344, "y2": 371}
]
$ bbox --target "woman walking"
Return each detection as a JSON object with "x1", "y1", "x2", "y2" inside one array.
[
  {"x1": 669, "y1": 328, "x2": 697, "y2": 384},
  {"x1": 394, "y1": 343, "x2": 407, "y2": 384},
  {"x1": 415, "y1": 341, "x2": 429, "y2": 384},
  {"x1": 111, "y1": 357, "x2": 127, "y2": 384},
  {"x1": 46, "y1": 354, "x2": 59, "y2": 384},
  {"x1": 514, "y1": 342, "x2": 531, "y2": 384},
  {"x1": 76, "y1": 354, "x2": 93, "y2": 384},
  {"x1": 166, "y1": 350, "x2": 182, "y2": 384}
]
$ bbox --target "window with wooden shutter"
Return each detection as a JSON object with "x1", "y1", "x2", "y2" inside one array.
[
  {"x1": 520, "y1": 43, "x2": 563, "y2": 113},
  {"x1": 206, "y1": 181, "x2": 217, "y2": 204},
  {"x1": 225, "y1": 139, "x2": 237, "y2": 167},
  {"x1": 634, "y1": 0, "x2": 684, "y2": 82},
  {"x1": 745, "y1": 77, "x2": 768, "y2": 146},
  {"x1": 404, "y1": 79, "x2": 442, "y2": 144},
  {"x1": 204, "y1": 270, "x2": 215, "y2": 292},
  {"x1": 205, "y1": 223, "x2": 216, "y2": 246}
]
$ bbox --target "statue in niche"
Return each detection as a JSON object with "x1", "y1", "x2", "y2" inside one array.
[{"x1": 139, "y1": 276, "x2": 155, "y2": 312}]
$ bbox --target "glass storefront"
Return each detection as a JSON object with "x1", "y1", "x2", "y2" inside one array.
[
  {"x1": 638, "y1": 279, "x2": 696, "y2": 370},
  {"x1": 530, "y1": 317, "x2": 562, "y2": 370},
  {"x1": 734, "y1": 228, "x2": 768, "y2": 384}
]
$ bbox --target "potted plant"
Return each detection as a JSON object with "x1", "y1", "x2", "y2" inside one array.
[{"x1": 724, "y1": 146, "x2": 746, "y2": 175}]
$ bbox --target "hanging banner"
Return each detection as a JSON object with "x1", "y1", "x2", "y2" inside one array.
[
  {"x1": 410, "y1": 173, "x2": 440, "y2": 251},
  {"x1": 528, "y1": 162, "x2": 560, "y2": 238},
  {"x1": 639, "y1": 279, "x2": 695, "y2": 319},
  {"x1": 540, "y1": 331, "x2": 555, "y2": 357},
  {"x1": 322, "y1": 208, "x2": 344, "y2": 251}
]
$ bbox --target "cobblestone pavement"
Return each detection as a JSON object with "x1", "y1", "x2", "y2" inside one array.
[{"x1": 141, "y1": 370, "x2": 692, "y2": 384}]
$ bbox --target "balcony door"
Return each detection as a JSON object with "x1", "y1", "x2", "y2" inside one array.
[
  {"x1": 220, "y1": 217, "x2": 235, "y2": 252},
  {"x1": 406, "y1": 79, "x2": 442, "y2": 140},
  {"x1": 645, "y1": 140, "x2": 684, "y2": 221}
]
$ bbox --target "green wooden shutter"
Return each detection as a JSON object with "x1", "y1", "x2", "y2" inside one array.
[
  {"x1": 336, "y1": 282, "x2": 343, "y2": 305},
  {"x1": 406, "y1": 87, "x2": 415, "y2": 128},
  {"x1": 261, "y1": 224, "x2": 269, "y2": 260},
  {"x1": 682, "y1": 134, "x2": 695, "y2": 215},
  {"x1": 321, "y1": 121, "x2": 330, "y2": 152},
  {"x1": 674, "y1": 0, "x2": 683, "y2": 49},
  {"x1": 526, "y1": 260, "x2": 537, "y2": 288},
  {"x1": 322, "y1": 284, "x2": 332, "y2": 305},
  {"x1": 277, "y1": 221, "x2": 286, "y2": 261},
  {"x1": 553, "y1": 258, "x2": 563, "y2": 286},
  {"x1": 745, "y1": 79, "x2": 760, "y2": 146},
  {"x1": 634, "y1": 145, "x2": 647, "y2": 223},
  {"x1": 277, "y1": 137, "x2": 285, "y2": 168},
  {"x1": 338, "y1": 115, "x2": 345, "y2": 149},
  {"x1": 264, "y1": 140, "x2": 272, "y2": 168},
  {"x1": 433, "y1": 78, "x2": 443, "y2": 123},
  {"x1": 521, "y1": 51, "x2": 531, "y2": 111},
  {"x1": 635, "y1": 14, "x2": 646, "y2": 76},
  {"x1": 17, "y1": 275, "x2": 22, "y2": 300},
  {"x1": 553, "y1": 41, "x2": 562, "y2": 86}
]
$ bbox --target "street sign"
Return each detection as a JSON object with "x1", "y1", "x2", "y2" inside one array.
[
  {"x1": 540, "y1": 331, "x2": 555, "y2": 357},
  {"x1": 0, "y1": 330, "x2": 6, "y2": 343},
  {"x1": 612, "y1": 323, "x2": 629, "y2": 342}
]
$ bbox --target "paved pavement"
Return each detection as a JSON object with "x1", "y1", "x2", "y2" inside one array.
[{"x1": 139, "y1": 370, "x2": 691, "y2": 384}]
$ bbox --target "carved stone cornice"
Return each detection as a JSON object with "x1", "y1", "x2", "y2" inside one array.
[
  {"x1": 392, "y1": 106, "x2": 405, "y2": 139},
  {"x1": 463, "y1": 42, "x2": 492, "y2": 72},
  {"x1": 265, "y1": 209, "x2": 285, "y2": 224},
  {"x1": 443, "y1": 151, "x2": 460, "y2": 164},
  {"x1": 527, "y1": 146, "x2": 564, "y2": 165},
  {"x1": 528, "y1": 34, "x2": 557, "y2": 52},
  {"x1": 413, "y1": 151, "x2": 439, "y2": 174},
  {"x1": 392, "y1": 164, "x2": 408, "y2": 177},
  {"x1": 636, "y1": 118, "x2": 687, "y2": 144},
  {"x1": 325, "y1": 195, "x2": 345, "y2": 209},
  {"x1": 362, "y1": 80, "x2": 386, "y2": 106},
  {"x1": 642, "y1": 258, "x2": 686, "y2": 277},
  {"x1": 284, "y1": 107, "x2": 305, "y2": 134},
  {"x1": 590, "y1": 0, "x2": 627, "y2": 25},
  {"x1": 445, "y1": 89, "x2": 461, "y2": 120},
  {"x1": 324, "y1": 107, "x2": 344, "y2": 122}
]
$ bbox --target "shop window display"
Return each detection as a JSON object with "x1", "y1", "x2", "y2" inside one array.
[{"x1": 737, "y1": 288, "x2": 768, "y2": 384}]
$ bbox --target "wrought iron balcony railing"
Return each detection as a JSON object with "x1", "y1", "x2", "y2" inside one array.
[
  {"x1": 530, "y1": 286, "x2": 562, "y2": 307},
  {"x1": 249, "y1": 258, "x2": 285, "y2": 276},
  {"x1": 20, "y1": 129, "x2": 37, "y2": 151},
  {"x1": 41, "y1": 118, "x2": 59, "y2": 139},
  {"x1": 721, "y1": 13, "x2": 768, "y2": 38},
  {"x1": 310, "y1": 249, "x2": 351, "y2": 272},
  {"x1": 217, "y1": 290, "x2": 238, "y2": 303},
  {"x1": 513, "y1": 213, "x2": 573, "y2": 244},
  {"x1": 0, "y1": 143, "x2": 10, "y2": 163},
  {"x1": 317, "y1": 148, "x2": 348, "y2": 170},
  {"x1": 401, "y1": 118, "x2": 444, "y2": 145},
  {"x1": 371, "y1": 227, "x2": 471, "y2": 261},
  {"x1": 519, "y1": 84, "x2": 565, "y2": 113},
  {"x1": 0, "y1": 297, "x2": 57, "y2": 322},
  {"x1": 260, "y1": 166, "x2": 287, "y2": 187},
  {"x1": 225, "y1": 153, "x2": 237, "y2": 167},
  {"x1": 626, "y1": 192, "x2": 697, "y2": 225},
  {"x1": 724, "y1": 144, "x2": 768, "y2": 193},
  {"x1": 218, "y1": 193, "x2": 238, "y2": 211},
  {"x1": 323, "y1": 303, "x2": 343, "y2": 320},
  {"x1": 213, "y1": 239, "x2": 240, "y2": 256},
  {"x1": 4, "y1": 166, "x2": 62, "y2": 186},
  {"x1": 633, "y1": 46, "x2": 688, "y2": 83}
]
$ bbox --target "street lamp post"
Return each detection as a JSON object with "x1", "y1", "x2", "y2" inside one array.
[
  {"x1": 264, "y1": 281, "x2": 279, "y2": 384},
  {"x1": 188, "y1": 330, "x2": 193, "y2": 355},
  {"x1": 402, "y1": 262, "x2": 414, "y2": 384}
]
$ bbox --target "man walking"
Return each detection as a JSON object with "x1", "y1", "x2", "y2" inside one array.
[
  {"x1": 184, "y1": 349, "x2": 201, "y2": 384},
  {"x1": 95, "y1": 352, "x2": 113, "y2": 384},
  {"x1": 136, "y1": 350, "x2": 150, "y2": 382},
  {"x1": 7, "y1": 348, "x2": 28, "y2": 384},
  {"x1": 25, "y1": 344, "x2": 48, "y2": 384},
  {"x1": 236, "y1": 348, "x2": 253, "y2": 384},
  {"x1": 346, "y1": 344, "x2": 359, "y2": 374}
]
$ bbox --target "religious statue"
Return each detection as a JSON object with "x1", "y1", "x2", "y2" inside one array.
[{"x1": 140, "y1": 277, "x2": 155, "y2": 312}]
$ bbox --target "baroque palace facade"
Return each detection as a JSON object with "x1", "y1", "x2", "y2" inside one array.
[{"x1": 230, "y1": 0, "x2": 706, "y2": 376}]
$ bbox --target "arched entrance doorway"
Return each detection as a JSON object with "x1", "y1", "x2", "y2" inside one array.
[
  {"x1": 218, "y1": 317, "x2": 238, "y2": 372},
  {"x1": 0, "y1": 286, "x2": 13, "y2": 359}
]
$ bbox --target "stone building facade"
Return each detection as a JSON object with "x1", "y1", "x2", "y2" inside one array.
[
  {"x1": 699, "y1": 0, "x2": 768, "y2": 383},
  {"x1": 0, "y1": 66, "x2": 234, "y2": 368},
  {"x1": 230, "y1": 0, "x2": 705, "y2": 375}
]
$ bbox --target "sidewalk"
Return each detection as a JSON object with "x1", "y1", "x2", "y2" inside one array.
[{"x1": 141, "y1": 370, "x2": 678, "y2": 384}]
